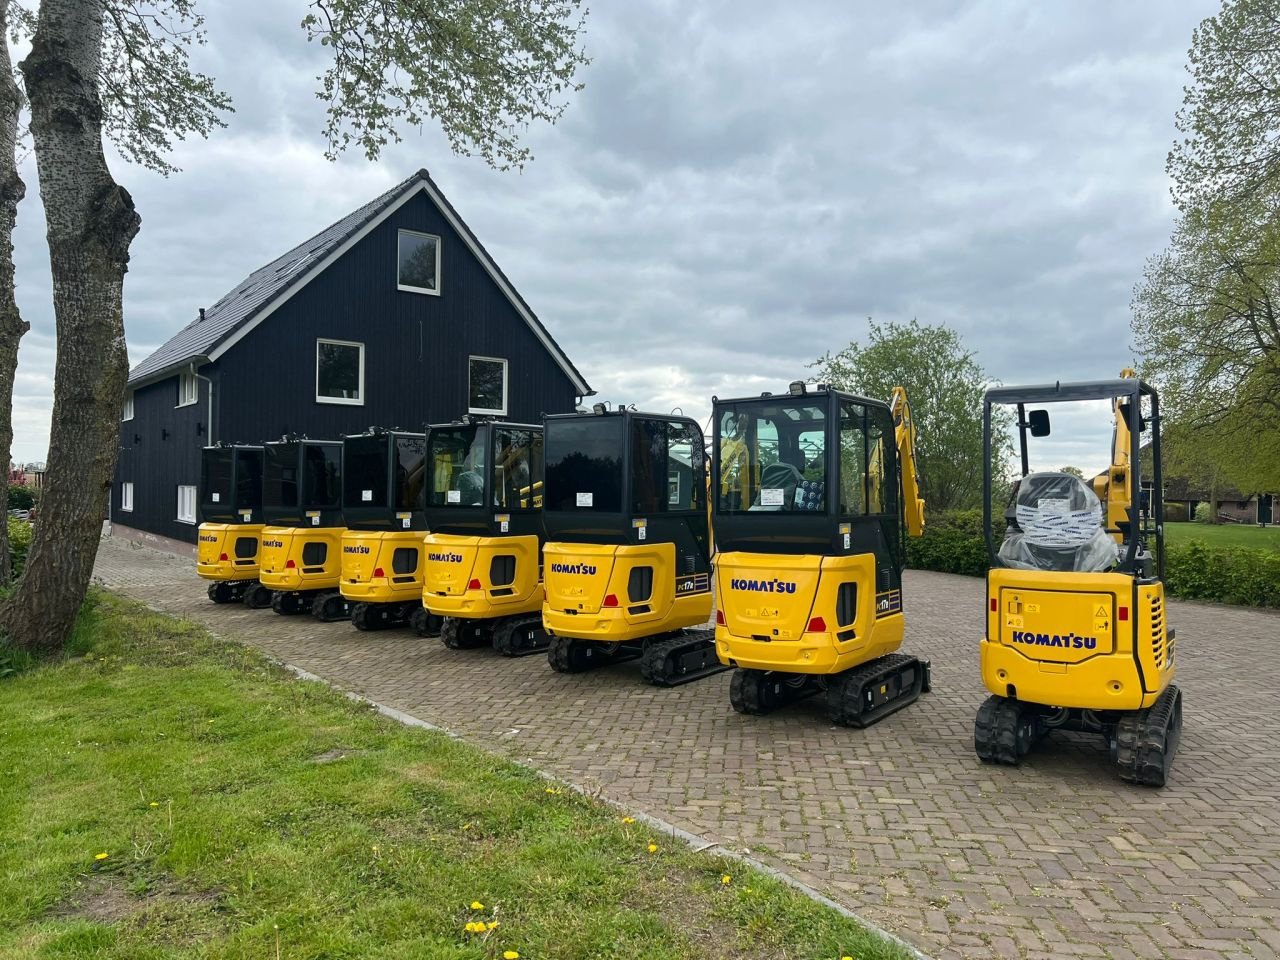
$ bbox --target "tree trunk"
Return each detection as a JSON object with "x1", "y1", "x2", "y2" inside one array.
[
  {"x1": 3, "y1": 0, "x2": 139, "y2": 653},
  {"x1": 0, "y1": 0, "x2": 28, "y2": 583}
]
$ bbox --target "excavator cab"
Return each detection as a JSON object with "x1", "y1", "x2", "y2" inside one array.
[
  {"x1": 540, "y1": 407, "x2": 722, "y2": 686},
  {"x1": 976, "y1": 374, "x2": 1182, "y2": 785},
  {"x1": 421, "y1": 419, "x2": 549, "y2": 655},
  {"x1": 712, "y1": 382, "x2": 929, "y2": 726},
  {"x1": 257, "y1": 437, "x2": 351, "y2": 621},
  {"x1": 340, "y1": 429, "x2": 436, "y2": 632},
  {"x1": 196, "y1": 444, "x2": 265, "y2": 605}
]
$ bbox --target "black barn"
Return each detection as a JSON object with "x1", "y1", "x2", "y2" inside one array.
[{"x1": 113, "y1": 169, "x2": 591, "y2": 547}]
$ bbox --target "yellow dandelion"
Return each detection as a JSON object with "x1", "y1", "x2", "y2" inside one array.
[
  {"x1": 148, "y1": 801, "x2": 159, "y2": 808},
  {"x1": 504, "y1": 952, "x2": 521, "y2": 960},
  {"x1": 721, "y1": 874, "x2": 732, "y2": 885},
  {"x1": 470, "y1": 901, "x2": 485, "y2": 910},
  {"x1": 544, "y1": 787, "x2": 562, "y2": 795},
  {"x1": 486, "y1": 921, "x2": 500, "y2": 930},
  {"x1": 462, "y1": 823, "x2": 473, "y2": 831},
  {"x1": 842, "y1": 955, "x2": 854, "y2": 960},
  {"x1": 647, "y1": 842, "x2": 658, "y2": 854},
  {"x1": 621, "y1": 816, "x2": 635, "y2": 824},
  {"x1": 464, "y1": 921, "x2": 486, "y2": 933},
  {"x1": 94, "y1": 852, "x2": 109, "y2": 861}
]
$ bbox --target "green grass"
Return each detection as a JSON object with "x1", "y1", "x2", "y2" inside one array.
[
  {"x1": 1163, "y1": 521, "x2": 1280, "y2": 550},
  {"x1": 0, "y1": 591, "x2": 907, "y2": 960}
]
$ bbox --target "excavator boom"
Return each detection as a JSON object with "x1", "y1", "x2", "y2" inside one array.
[{"x1": 889, "y1": 386, "x2": 926, "y2": 538}]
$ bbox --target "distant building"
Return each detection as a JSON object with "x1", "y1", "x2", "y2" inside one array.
[{"x1": 113, "y1": 169, "x2": 591, "y2": 546}]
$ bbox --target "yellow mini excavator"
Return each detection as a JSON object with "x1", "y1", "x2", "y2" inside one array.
[
  {"x1": 257, "y1": 437, "x2": 351, "y2": 621},
  {"x1": 340, "y1": 428, "x2": 439, "y2": 633},
  {"x1": 540, "y1": 405, "x2": 723, "y2": 685},
  {"x1": 975, "y1": 372, "x2": 1181, "y2": 786},
  {"x1": 421, "y1": 418, "x2": 549, "y2": 655},
  {"x1": 196, "y1": 443, "x2": 267, "y2": 606},
  {"x1": 712, "y1": 381, "x2": 928, "y2": 725}
]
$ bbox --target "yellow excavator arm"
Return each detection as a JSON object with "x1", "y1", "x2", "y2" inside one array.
[
  {"x1": 1092, "y1": 368, "x2": 1136, "y2": 542},
  {"x1": 889, "y1": 386, "x2": 926, "y2": 537}
]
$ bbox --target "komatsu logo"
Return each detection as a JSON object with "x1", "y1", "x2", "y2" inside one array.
[
  {"x1": 1011, "y1": 631, "x2": 1097, "y2": 650},
  {"x1": 343, "y1": 545, "x2": 371, "y2": 555},
  {"x1": 551, "y1": 562, "x2": 597, "y2": 575},
  {"x1": 428, "y1": 551, "x2": 464, "y2": 564},
  {"x1": 730, "y1": 578, "x2": 798, "y2": 594},
  {"x1": 198, "y1": 534, "x2": 218, "y2": 543},
  {"x1": 263, "y1": 539, "x2": 284, "y2": 549}
]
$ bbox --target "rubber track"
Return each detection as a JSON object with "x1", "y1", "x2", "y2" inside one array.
[
  {"x1": 827, "y1": 653, "x2": 929, "y2": 728},
  {"x1": 242, "y1": 583, "x2": 273, "y2": 609},
  {"x1": 729, "y1": 669, "x2": 817, "y2": 714},
  {"x1": 410, "y1": 608, "x2": 442, "y2": 638},
  {"x1": 974, "y1": 695, "x2": 1037, "y2": 765},
  {"x1": 439, "y1": 617, "x2": 487, "y2": 650},
  {"x1": 311, "y1": 591, "x2": 350, "y2": 622},
  {"x1": 547, "y1": 635, "x2": 629, "y2": 673},
  {"x1": 1115, "y1": 684, "x2": 1182, "y2": 787},
  {"x1": 492, "y1": 615, "x2": 550, "y2": 657}
]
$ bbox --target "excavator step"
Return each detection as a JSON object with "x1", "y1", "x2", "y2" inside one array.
[
  {"x1": 827, "y1": 653, "x2": 930, "y2": 728},
  {"x1": 729, "y1": 669, "x2": 819, "y2": 714},
  {"x1": 492, "y1": 615, "x2": 551, "y2": 657},
  {"x1": 639, "y1": 630, "x2": 727, "y2": 687},
  {"x1": 974, "y1": 694, "x2": 1047, "y2": 765},
  {"x1": 1113, "y1": 684, "x2": 1182, "y2": 787}
]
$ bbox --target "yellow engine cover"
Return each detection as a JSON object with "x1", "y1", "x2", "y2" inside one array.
[
  {"x1": 714, "y1": 551, "x2": 904, "y2": 675},
  {"x1": 422, "y1": 532, "x2": 544, "y2": 619},
  {"x1": 541, "y1": 541, "x2": 712, "y2": 643},
  {"x1": 981, "y1": 567, "x2": 1176, "y2": 711},
  {"x1": 340, "y1": 530, "x2": 426, "y2": 603},
  {"x1": 196, "y1": 522, "x2": 264, "y2": 582},
  {"x1": 258, "y1": 525, "x2": 344, "y2": 592}
]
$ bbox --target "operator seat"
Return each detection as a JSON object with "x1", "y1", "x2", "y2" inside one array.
[{"x1": 998, "y1": 472, "x2": 1118, "y2": 573}]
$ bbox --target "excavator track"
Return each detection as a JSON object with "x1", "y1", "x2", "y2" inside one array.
[
  {"x1": 729, "y1": 669, "x2": 819, "y2": 714},
  {"x1": 242, "y1": 583, "x2": 273, "y2": 609},
  {"x1": 974, "y1": 694, "x2": 1045, "y2": 765},
  {"x1": 492, "y1": 615, "x2": 551, "y2": 657},
  {"x1": 547, "y1": 635, "x2": 639, "y2": 673},
  {"x1": 409, "y1": 607, "x2": 443, "y2": 638},
  {"x1": 1114, "y1": 684, "x2": 1182, "y2": 787},
  {"x1": 207, "y1": 581, "x2": 248, "y2": 604},
  {"x1": 351, "y1": 601, "x2": 417, "y2": 632},
  {"x1": 639, "y1": 630, "x2": 726, "y2": 687},
  {"x1": 311, "y1": 591, "x2": 351, "y2": 622},
  {"x1": 827, "y1": 653, "x2": 931, "y2": 728},
  {"x1": 270, "y1": 591, "x2": 307, "y2": 616},
  {"x1": 439, "y1": 616, "x2": 489, "y2": 650}
]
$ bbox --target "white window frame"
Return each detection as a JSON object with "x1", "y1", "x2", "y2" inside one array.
[
  {"x1": 315, "y1": 338, "x2": 365, "y2": 406},
  {"x1": 121, "y1": 482, "x2": 134, "y2": 512},
  {"x1": 468, "y1": 355, "x2": 508, "y2": 416},
  {"x1": 122, "y1": 393, "x2": 134, "y2": 421},
  {"x1": 177, "y1": 484, "x2": 196, "y2": 524},
  {"x1": 177, "y1": 371, "x2": 198, "y2": 408},
  {"x1": 396, "y1": 229, "x2": 442, "y2": 296}
]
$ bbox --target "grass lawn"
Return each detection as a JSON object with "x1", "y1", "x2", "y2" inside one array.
[
  {"x1": 0, "y1": 591, "x2": 908, "y2": 960},
  {"x1": 1163, "y1": 521, "x2": 1280, "y2": 550}
]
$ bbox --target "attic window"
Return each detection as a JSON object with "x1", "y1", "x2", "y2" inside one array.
[{"x1": 397, "y1": 230, "x2": 441, "y2": 295}]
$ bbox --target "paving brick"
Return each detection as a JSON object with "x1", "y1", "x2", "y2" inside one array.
[{"x1": 93, "y1": 534, "x2": 1280, "y2": 959}]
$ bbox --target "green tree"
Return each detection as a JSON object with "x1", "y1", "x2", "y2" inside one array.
[
  {"x1": 811, "y1": 319, "x2": 1008, "y2": 511},
  {"x1": 0, "y1": 0, "x2": 589, "y2": 655},
  {"x1": 7, "y1": 484, "x2": 34, "y2": 511},
  {"x1": 1059, "y1": 465, "x2": 1086, "y2": 481}
]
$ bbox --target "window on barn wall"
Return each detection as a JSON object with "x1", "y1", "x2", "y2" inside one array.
[
  {"x1": 177, "y1": 484, "x2": 196, "y2": 524},
  {"x1": 177, "y1": 371, "x2": 198, "y2": 407},
  {"x1": 397, "y1": 230, "x2": 441, "y2": 295},
  {"x1": 468, "y1": 356, "x2": 507, "y2": 415},
  {"x1": 316, "y1": 339, "x2": 364, "y2": 405},
  {"x1": 122, "y1": 393, "x2": 134, "y2": 421},
  {"x1": 121, "y1": 482, "x2": 134, "y2": 512}
]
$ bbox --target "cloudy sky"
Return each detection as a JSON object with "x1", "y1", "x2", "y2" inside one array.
[{"x1": 10, "y1": 0, "x2": 1216, "y2": 475}]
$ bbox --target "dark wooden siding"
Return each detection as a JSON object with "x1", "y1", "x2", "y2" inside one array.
[
  {"x1": 119, "y1": 188, "x2": 581, "y2": 544},
  {"x1": 217, "y1": 191, "x2": 578, "y2": 443},
  {"x1": 111, "y1": 373, "x2": 208, "y2": 543}
]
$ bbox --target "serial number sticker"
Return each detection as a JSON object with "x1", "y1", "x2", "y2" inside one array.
[
  {"x1": 761, "y1": 488, "x2": 785, "y2": 506},
  {"x1": 362, "y1": 490, "x2": 373, "y2": 502},
  {"x1": 211, "y1": 493, "x2": 220, "y2": 502},
  {"x1": 576, "y1": 492, "x2": 593, "y2": 507},
  {"x1": 447, "y1": 490, "x2": 461, "y2": 504}
]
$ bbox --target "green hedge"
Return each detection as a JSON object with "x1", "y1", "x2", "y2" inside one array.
[
  {"x1": 7, "y1": 517, "x2": 31, "y2": 578},
  {"x1": 907, "y1": 510, "x2": 1280, "y2": 608}
]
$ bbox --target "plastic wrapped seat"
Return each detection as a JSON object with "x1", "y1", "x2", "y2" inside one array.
[{"x1": 998, "y1": 472, "x2": 1118, "y2": 572}]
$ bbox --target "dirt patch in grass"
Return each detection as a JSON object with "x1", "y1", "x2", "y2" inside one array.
[
  {"x1": 53, "y1": 874, "x2": 224, "y2": 944},
  {"x1": 310, "y1": 746, "x2": 364, "y2": 763}
]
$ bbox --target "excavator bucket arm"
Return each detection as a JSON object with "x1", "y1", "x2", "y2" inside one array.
[{"x1": 890, "y1": 386, "x2": 926, "y2": 538}]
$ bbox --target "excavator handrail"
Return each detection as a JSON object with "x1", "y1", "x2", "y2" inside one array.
[{"x1": 889, "y1": 386, "x2": 926, "y2": 538}]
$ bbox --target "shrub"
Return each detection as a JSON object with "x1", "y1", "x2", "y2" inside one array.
[
  {"x1": 7, "y1": 517, "x2": 31, "y2": 578},
  {"x1": 906, "y1": 509, "x2": 1004, "y2": 578},
  {"x1": 1193, "y1": 502, "x2": 1212, "y2": 523},
  {"x1": 6, "y1": 485, "x2": 35, "y2": 511},
  {"x1": 907, "y1": 510, "x2": 1280, "y2": 608}
]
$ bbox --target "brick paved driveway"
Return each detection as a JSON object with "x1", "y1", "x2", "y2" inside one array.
[{"x1": 94, "y1": 535, "x2": 1280, "y2": 960}]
